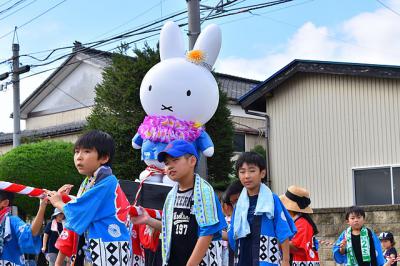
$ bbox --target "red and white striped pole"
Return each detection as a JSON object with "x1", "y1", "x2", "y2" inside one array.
[
  {"x1": 0, "y1": 181, "x2": 163, "y2": 217},
  {"x1": 0, "y1": 181, "x2": 72, "y2": 203}
]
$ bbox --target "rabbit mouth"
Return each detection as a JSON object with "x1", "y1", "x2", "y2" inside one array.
[{"x1": 161, "y1": 105, "x2": 173, "y2": 112}]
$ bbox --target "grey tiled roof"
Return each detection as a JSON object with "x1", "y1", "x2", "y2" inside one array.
[
  {"x1": 78, "y1": 47, "x2": 261, "y2": 101},
  {"x1": 0, "y1": 121, "x2": 86, "y2": 145},
  {"x1": 215, "y1": 73, "x2": 260, "y2": 101}
]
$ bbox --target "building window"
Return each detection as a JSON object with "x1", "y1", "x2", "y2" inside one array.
[
  {"x1": 393, "y1": 167, "x2": 400, "y2": 204},
  {"x1": 354, "y1": 166, "x2": 400, "y2": 205},
  {"x1": 233, "y1": 133, "x2": 245, "y2": 153}
]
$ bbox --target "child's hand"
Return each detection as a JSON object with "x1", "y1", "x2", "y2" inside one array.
[
  {"x1": 131, "y1": 207, "x2": 151, "y2": 225},
  {"x1": 39, "y1": 197, "x2": 49, "y2": 207},
  {"x1": 339, "y1": 239, "x2": 347, "y2": 254},
  {"x1": 57, "y1": 184, "x2": 73, "y2": 195},
  {"x1": 45, "y1": 190, "x2": 63, "y2": 206},
  {"x1": 281, "y1": 260, "x2": 290, "y2": 266},
  {"x1": 386, "y1": 255, "x2": 396, "y2": 265}
]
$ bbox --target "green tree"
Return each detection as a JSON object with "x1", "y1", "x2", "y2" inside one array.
[
  {"x1": 206, "y1": 87, "x2": 234, "y2": 187},
  {"x1": 0, "y1": 141, "x2": 82, "y2": 217},
  {"x1": 86, "y1": 45, "x2": 159, "y2": 179},
  {"x1": 86, "y1": 45, "x2": 234, "y2": 184},
  {"x1": 251, "y1": 144, "x2": 266, "y2": 160}
]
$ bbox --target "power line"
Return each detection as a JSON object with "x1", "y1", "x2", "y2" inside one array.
[
  {"x1": 21, "y1": 0, "x2": 300, "y2": 74},
  {"x1": 0, "y1": 0, "x2": 38, "y2": 22},
  {"x1": 0, "y1": 0, "x2": 27, "y2": 16},
  {"x1": 0, "y1": 0, "x2": 67, "y2": 40},
  {"x1": 25, "y1": 10, "x2": 187, "y2": 67},
  {"x1": 20, "y1": 32, "x2": 160, "y2": 81},
  {"x1": 88, "y1": 0, "x2": 165, "y2": 41},
  {"x1": 0, "y1": 0, "x2": 15, "y2": 8},
  {"x1": 374, "y1": 0, "x2": 400, "y2": 17}
]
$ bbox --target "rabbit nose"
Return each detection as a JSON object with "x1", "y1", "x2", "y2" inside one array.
[{"x1": 161, "y1": 104, "x2": 173, "y2": 112}]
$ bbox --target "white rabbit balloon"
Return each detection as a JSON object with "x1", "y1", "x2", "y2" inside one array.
[{"x1": 132, "y1": 21, "x2": 221, "y2": 184}]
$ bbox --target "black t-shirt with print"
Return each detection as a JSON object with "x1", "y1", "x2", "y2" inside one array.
[
  {"x1": 351, "y1": 230, "x2": 377, "y2": 266},
  {"x1": 44, "y1": 221, "x2": 63, "y2": 253},
  {"x1": 168, "y1": 188, "x2": 198, "y2": 266}
]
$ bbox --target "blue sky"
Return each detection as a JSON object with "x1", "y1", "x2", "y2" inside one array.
[{"x1": 0, "y1": 0, "x2": 399, "y2": 133}]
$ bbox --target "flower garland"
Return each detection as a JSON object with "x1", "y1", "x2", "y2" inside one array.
[{"x1": 137, "y1": 115, "x2": 203, "y2": 143}]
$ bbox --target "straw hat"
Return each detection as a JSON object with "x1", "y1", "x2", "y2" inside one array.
[{"x1": 279, "y1": 185, "x2": 313, "y2": 214}]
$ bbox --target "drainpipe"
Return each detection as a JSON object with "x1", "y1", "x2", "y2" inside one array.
[{"x1": 244, "y1": 110, "x2": 271, "y2": 188}]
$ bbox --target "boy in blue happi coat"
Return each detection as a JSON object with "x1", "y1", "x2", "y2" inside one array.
[
  {"x1": 228, "y1": 152, "x2": 296, "y2": 266},
  {"x1": 0, "y1": 190, "x2": 47, "y2": 265},
  {"x1": 333, "y1": 206, "x2": 385, "y2": 266},
  {"x1": 47, "y1": 130, "x2": 131, "y2": 265},
  {"x1": 132, "y1": 139, "x2": 227, "y2": 266}
]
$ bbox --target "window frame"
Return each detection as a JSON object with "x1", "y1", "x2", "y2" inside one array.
[
  {"x1": 233, "y1": 132, "x2": 246, "y2": 154},
  {"x1": 352, "y1": 164, "x2": 400, "y2": 205}
]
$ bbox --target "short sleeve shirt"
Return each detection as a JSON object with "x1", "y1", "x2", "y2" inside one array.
[
  {"x1": 168, "y1": 188, "x2": 198, "y2": 266},
  {"x1": 44, "y1": 221, "x2": 63, "y2": 253},
  {"x1": 291, "y1": 217, "x2": 319, "y2": 262}
]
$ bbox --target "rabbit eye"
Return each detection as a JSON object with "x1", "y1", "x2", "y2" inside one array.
[
  {"x1": 186, "y1": 90, "x2": 191, "y2": 96},
  {"x1": 148, "y1": 85, "x2": 152, "y2": 91}
]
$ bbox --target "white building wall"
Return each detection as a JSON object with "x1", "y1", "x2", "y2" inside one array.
[
  {"x1": 267, "y1": 73, "x2": 400, "y2": 208},
  {"x1": 26, "y1": 108, "x2": 92, "y2": 130}
]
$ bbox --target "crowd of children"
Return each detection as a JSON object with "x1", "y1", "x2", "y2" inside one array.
[{"x1": 0, "y1": 130, "x2": 399, "y2": 266}]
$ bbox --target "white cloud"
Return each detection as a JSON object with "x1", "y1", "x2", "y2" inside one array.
[{"x1": 215, "y1": 2, "x2": 400, "y2": 80}]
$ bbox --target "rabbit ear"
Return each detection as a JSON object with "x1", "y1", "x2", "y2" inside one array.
[
  {"x1": 160, "y1": 21, "x2": 185, "y2": 61},
  {"x1": 193, "y1": 24, "x2": 221, "y2": 67}
]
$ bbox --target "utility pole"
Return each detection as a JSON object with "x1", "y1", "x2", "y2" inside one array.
[
  {"x1": 187, "y1": 0, "x2": 201, "y2": 49},
  {"x1": 12, "y1": 43, "x2": 21, "y2": 147},
  {"x1": 187, "y1": 0, "x2": 209, "y2": 178},
  {"x1": 0, "y1": 40, "x2": 30, "y2": 147}
]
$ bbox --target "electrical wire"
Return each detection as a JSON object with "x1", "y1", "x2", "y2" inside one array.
[
  {"x1": 0, "y1": 0, "x2": 15, "y2": 8},
  {"x1": 20, "y1": 32, "x2": 160, "y2": 81},
  {"x1": 18, "y1": 0, "x2": 300, "y2": 76},
  {"x1": 24, "y1": 0, "x2": 293, "y2": 68},
  {"x1": 88, "y1": 0, "x2": 164, "y2": 41},
  {"x1": 0, "y1": 0, "x2": 27, "y2": 16},
  {"x1": 0, "y1": 0, "x2": 67, "y2": 40},
  {"x1": 0, "y1": 0, "x2": 38, "y2": 22},
  {"x1": 374, "y1": 0, "x2": 400, "y2": 17}
]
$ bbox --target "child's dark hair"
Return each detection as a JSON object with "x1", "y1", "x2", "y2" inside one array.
[
  {"x1": 235, "y1": 152, "x2": 266, "y2": 174},
  {"x1": 74, "y1": 130, "x2": 115, "y2": 166},
  {"x1": 0, "y1": 191, "x2": 14, "y2": 206},
  {"x1": 222, "y1": 180, "x2": 243, "y2": 205},
  {"x1": 345, "y1": 206, "x2": 365, "y2": 220}
]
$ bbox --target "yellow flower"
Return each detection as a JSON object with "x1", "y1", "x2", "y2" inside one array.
[
  {"x1": 194, "y1": 122, "x2": 202, "y2": 128},
  {"x1": 187, "y1": 50, "x2": 206, "y2": 64}
]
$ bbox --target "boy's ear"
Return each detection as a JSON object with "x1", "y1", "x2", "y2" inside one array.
[
  {"x1": 99, "y1": 155, "x2": 110, "y2": 165},
  {"x1": 261, "y1": 169, "x2": 266, "y2": 179},
  {"x1": 189, "y1": 155, "x2": 197, "y2": 167}
]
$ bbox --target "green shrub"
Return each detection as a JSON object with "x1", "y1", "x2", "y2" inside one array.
[
  {"x1": 0, "y1": 141, "x2": 83, "y2": 218},
  {"x1": 251, "y1": 144, "x2": 266, "y2": 160}
]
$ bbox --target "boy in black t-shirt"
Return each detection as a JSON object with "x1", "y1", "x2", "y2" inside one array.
[
  {"x1": 132, "y1": 139, "x2": 227, "y2": 266},
  {"x1": 333, "y1": 206, "x2": 386, "y2": 266},
  {"x1": 379, "y1": 231, "x2": 397, "y2": 266}
]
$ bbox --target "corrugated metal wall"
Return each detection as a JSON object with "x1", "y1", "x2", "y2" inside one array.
[{"x1": 267, "y1": 73, "x2": 400, "y2": 208}]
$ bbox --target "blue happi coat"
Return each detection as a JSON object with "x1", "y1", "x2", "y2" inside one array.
[
  {"x1": 0, "y1": 215, "x2": 41, "y2": 265},
  {"x1": 63, "y1": 167, "x2": 131, "y2": 265},
  {"x1": 228, "y1": 192, "x2": 296, "y2": 266},
  {"x1": 332, "y1": 228, "x2": 385, "y2": 266}
]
